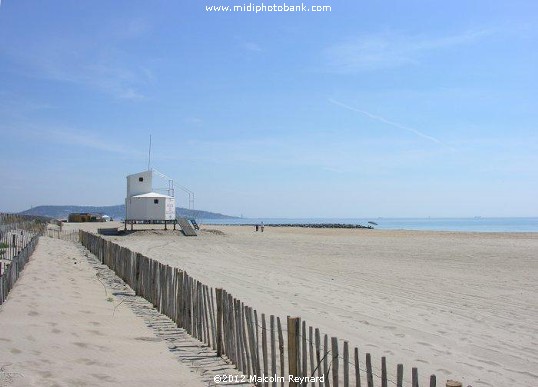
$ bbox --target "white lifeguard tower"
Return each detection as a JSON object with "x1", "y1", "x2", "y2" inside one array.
[{"x1": 125, "y1": 169, "x2": 176, "y2": 230}]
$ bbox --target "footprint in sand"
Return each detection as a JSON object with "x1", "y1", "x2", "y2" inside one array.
[
  {"x1": 91, "y1": 373, "x2": 117, "y2": 383},
  {"x1": 37, "y1": 370, "x2": 53, "y2": 378},
  {"x1": 417, "y1": 341, "x2": 432, "y2": 347},
  {"x1": 477, "y1": 359, "x2": 501, "y2": 367},
  {"x1": 76, "y1": 358, "x2": 100, "y2": 366}
]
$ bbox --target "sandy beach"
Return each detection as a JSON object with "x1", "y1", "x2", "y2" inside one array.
[
  {"x1": 65, "y1": 221, "x2": 538, "y2": 387},
  {"x1": 0, "y1": 236, "x2": 211, "y2": 386},
  {"x1": 3, "y1": 1, "x2": 535, "y2": 386}
]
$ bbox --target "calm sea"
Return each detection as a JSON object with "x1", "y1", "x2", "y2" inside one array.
[{"x1": 199, "y1": 217, "x2": 538, "y2": 233}]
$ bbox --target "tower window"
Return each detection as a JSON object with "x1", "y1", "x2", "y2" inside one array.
[
  {"x1": 154, "y1": 199, "x2": 159, "y2": 204},
  {"x1": 139, "y1": 177, "x2": 144, "y2": 182}
]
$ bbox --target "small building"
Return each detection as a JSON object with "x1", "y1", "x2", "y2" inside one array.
[
  {"x1": 68, "y1": 213, "x2": 104, "y2": 223},
  {"x1": 125, "y1": 170, "x2": 176, "y2": 222}
]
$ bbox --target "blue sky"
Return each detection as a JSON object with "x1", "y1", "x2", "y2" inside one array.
[{"x1": 0, "y1": 1, "x2": 536, "y2": 217}]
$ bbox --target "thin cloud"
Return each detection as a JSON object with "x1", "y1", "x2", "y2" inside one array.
[
  {"x1": 4, "y1": 124, "x2": 144, "y2": 156},
  {"x1": 46, "y1": 129, "x2": 137, "y2": 154},
  {"x1": 1, "y1": 19, "x2": 153, "y2": 100},
  {"x1": 184, "y1": 117, "x2": 203, "y2": 125},
  {"x1": 158, "y1": 136, "x2": 424, "y2": 175},
  {"x1": 329, "y1": 98, "x2": 445, "y2": 146},
  {"x1": 325, "y1": 29, "x2": 493, "y2": 72},
  {"x1": 243, "y1": 42, "x2": 263, "y2": 52}
]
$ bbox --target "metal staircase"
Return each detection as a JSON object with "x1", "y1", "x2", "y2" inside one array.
[{"x1": 177, "y1": 217, "x2": 197, "y2": 236}]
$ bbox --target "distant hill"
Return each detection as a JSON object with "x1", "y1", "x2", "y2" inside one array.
[{"x1": 18, "y1": 205, "x2": 238, "y2": 220}]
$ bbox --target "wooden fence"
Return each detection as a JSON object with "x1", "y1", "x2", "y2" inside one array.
[
  {"x1": 0, "y1": 214, "x2": 46, "y2": 279},
  {"x1": 0, "y1": 233, "x2": 40, "y2": 304},
  {"x1": 79, "y1": 231, "x2": 462, "y2": 387},
  {"x1": 46, "y1": 229, "x2": 79, "y2": 242},
  {"x1": 0, "y1": 229, "x2": 35, "y2": 262},
  {"x1": 0, "y1": 213, "x2": 50, "y2": 233}
]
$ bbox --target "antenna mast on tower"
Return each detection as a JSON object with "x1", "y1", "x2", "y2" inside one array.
[{"x1": 147, "y1": 134, "x2": 152, "y2": 170}]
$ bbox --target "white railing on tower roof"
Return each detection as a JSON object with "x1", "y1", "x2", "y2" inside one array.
[{"x1": 151, "y1": 169, "x2": 195, "y2": 210}]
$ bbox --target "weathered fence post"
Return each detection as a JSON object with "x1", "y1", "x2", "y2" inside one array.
[
  {"x1": 308, "y1": 327, "x2": 314, "y2": 387},
  {"x1": 354, "y1": 347, "x2": 361, "y2": 387},
  {"x1": 270, "y1": 315, "x2": 277, "y2": 387},
  {"x1": 315, "y1": 329, "x2": 322, "y2": 383},
  {"x1": 381, "y1": 356, "x2": 387, "y2": 387},
  {"x1": 365, "y1": 353, "x2": 373, "y2": 387},
  {"x1": 332, "y1": 337, "x2": 339, "y2": 387},
  {"x1": 302, "y1": 321, "x2": 307, "y2": 380},
  {"x1": 324, "y1": 334, "x2": 330, "y2": 387},
  {"x1": 12, "y1": 234, "x2": 16, "y2": 257},
  {"x1": 254, "y1": 310, "x2": 261, "y2": 380},
  {"x1": 397, "y1": 364, "x2": 403, "y2": 387},
  {"x1": 287, "y1": 317, "x2": 300, "y2": 387},
  {"x1": 216, "y1": 288, "x2": 223, "y2": 357},
  {"x1": 262, "y1": 313, "x2": 269, "y2": 387},
  {"x1": 412, "y1": 367, "x2": 419, "y2": 387},
  {"x1": 343, "y1": 341, "x2": 349, "y2": 387},
  {"x1": 277, "y1": 317, "x2": 285, "y2": 387}
]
